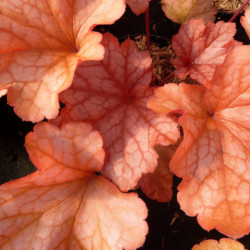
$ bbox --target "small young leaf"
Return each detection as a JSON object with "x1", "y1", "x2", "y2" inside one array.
[
  {"x1": 126, "y1": 0, "x2": 149, "y2": 15},
  {"x1": 161, "y1": 0, "x2": 217, "y2": 24},
  {"x1": 172, "y1": 19, "x2": 240, "y2": 84}
]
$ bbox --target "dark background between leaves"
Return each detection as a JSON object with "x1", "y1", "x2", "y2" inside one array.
[{"x1": 0, "y1": 0, "x2": 249, "y2": 249}]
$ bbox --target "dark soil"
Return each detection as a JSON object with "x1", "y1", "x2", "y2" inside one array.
[
  {"x1": 0, "y1": 96, "x2": 35, "y2": 184},
  {"x1": 213, "y1": 0, "x2": 250, "y2": 13}
]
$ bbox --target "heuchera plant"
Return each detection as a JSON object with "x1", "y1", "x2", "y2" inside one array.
[{"x1": 0, "y1": 0, "x2": 249, "y2": 249}]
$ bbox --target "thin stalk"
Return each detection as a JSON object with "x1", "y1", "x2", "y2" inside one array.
[
  {"x1": 158, "y1": 71, "x2": 175, "y2": 86},
  {"x1": 229, "y1": 0, "x2": 249, "y2": 22}
]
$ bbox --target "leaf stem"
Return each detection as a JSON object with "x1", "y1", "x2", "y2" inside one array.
[
  {"x1": 228, "y1": 0, "x2": 249, "y2": 22},
  {"x1": 158, "y1": 71, "x2": 175, "y2": 86}
]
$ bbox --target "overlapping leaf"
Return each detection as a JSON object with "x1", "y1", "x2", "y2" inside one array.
[
  {"x1": 0, "y1": 0, "x2": 125, "y2": 122},
  {"x1": 148, "y1": 46, "x2": 250, "y2": 238},
  {"x1": 58, "y1": 33, "x2": 180, "y2": 191},
  {"x1": 126, "y1": 0, "x2": 149, "y2": 15},
  {"x1": 192, "y1": 238, "x2": 246, "y2": 250},
  {"x1": 0, "y1": 122, "x2": 148, "y2": 249},
  {"x1": 161, "y1": 0, "x2": 217, "y2": 24},
  {"x1": 241, "y1": 7, "x2": 250, "y2": 39},
  {"x1": 137, "y1": 144, "x2": 177, "y2": 203},
  {"x1": 172, "y1": 19, "x2": 240, "y2": 84}
]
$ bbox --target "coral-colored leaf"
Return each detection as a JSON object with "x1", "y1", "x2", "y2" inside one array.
[
  {"x1": 0, "y1": 122, "x2": 148, "y2": 249},
  {"x1": 59, "y1": 33, "x2": 180, "y2": 191},
  {"x1": 192, "y1": 238, "x2": 246, "y2": 250},
  {"x1": 25, "y1": 122, "x2": 104, "y2": 184},
  {"x1": 148, "y1": 46, "x2": 250, "y2": 238},
  {"x1": 161, "y1": 0, "x2": 217, "y2": 24},
  {"x1": 241, "y1": 7, "x2": 250, "y2": 39},
  {"x1": 172, "y1": 19, "x2": 240, "y2": 84},
  {"x1": 74, "y1": 176, "x2": 148, "y2": 250},
  {"x1": 0, "y1": 0, "x2": 125, "y2": 122},
  {"x1": 178, "y1": 167, "x2": 250, "y2": 239},
  {"x1": 137, "y1": 144, "x2": 177, "y2": 203},
  {"x1": 126, "y1": 0, "x2": 149, "y2": 15}
]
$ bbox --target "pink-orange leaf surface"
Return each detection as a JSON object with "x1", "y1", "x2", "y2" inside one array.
[
  {"x1": 0, "y1": 122, "x2": 148, "y2": 249},
  {"x1": 161, "y1": 0, "x2": 217, "y2": 24},
  {"x1": 0, "y1": 89, "x2": 7, "y2": 98},
  {"x1": 0, "y1": 0, "x2": 125, "y2": 122},
  {"x1": 137, "y1": 144, "x2": 177, "y2": 203},
  {"x1": 172, "y1": 19, "x2": 240, "y2": 84},
  {"x1": 192, "y1": 238, "x2": 246, "y2": 250},
  {"x1": 58, "y1": 33, "x2": 180, "y2": 191},
  {"x1": 148, "y1": 46, "x2": 250, "y2": 239},
  {"x1": 126, "y1": 0, "x2": 149, "y2": 15},
  {"x1": 241, "y1": 7, "x2": 250, "y2": 39}
]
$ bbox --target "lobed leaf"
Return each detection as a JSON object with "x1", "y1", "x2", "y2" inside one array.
[
  {"x1": 0, "y1": 0, "x2": 126, "y2": 122},
  {"x1": 192, "y1": 238, "x2": 246, "y2": 250},
  {"x1": 172, "y1": 19, "x2": 240, "y2": 84},
  {"x1": 148, "y1": 46, "x2": 250, "y2": 238},
  {"x1": 161, "y1": 0, "x2": 217, "y2": 24},
  {"x1": 0, "y1": 122, "x2": 148, "y2": 249},
  {"x1": 59, "y1": 33, "x2": 180, "y2": 191}
]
